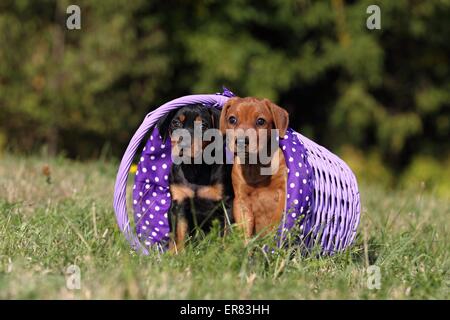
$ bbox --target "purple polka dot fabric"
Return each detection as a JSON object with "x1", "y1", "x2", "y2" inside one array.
[
  {"x1": 132, "y1": 127, "x2": 172, "y2": 247},
  {"x1": 132, "y1": 124, "x2": 314, "y2": 250},
  {"x1": 277, "y1": 128, "x2": 314, "y2": 243}
]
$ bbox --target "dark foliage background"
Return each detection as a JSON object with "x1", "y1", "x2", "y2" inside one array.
[{"x1": 0, "y1": 0, "x2": 448, "y2": 194}]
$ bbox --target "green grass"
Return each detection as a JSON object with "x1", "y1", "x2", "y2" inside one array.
[{"x1": 0, "y1": 154, "x2": 448, "y2": 299}]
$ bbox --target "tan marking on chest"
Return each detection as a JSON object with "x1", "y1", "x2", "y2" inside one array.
[
  {"x1": 197, "y1": 184, "x2": 224, "y2": 201},
  {"x1": 170, "y1": 184, "x2": 195, "y2": 202}
]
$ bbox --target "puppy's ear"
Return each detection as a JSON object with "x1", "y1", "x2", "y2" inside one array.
[
  {"x1": 264, "y1": 99, "x2": 289, "y2": 138},
  {"x1": 208, "y1": 107, "x2": 221, "y2": 129},
  {"x1": 156, "y1": 109, "x2": 178, "y2": 143},
  {"x1": 219, "y1": 98, "x2": 238, "y2": 134}
]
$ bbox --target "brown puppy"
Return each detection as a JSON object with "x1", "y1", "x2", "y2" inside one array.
[{"x1": 220, "y1": 97, "x2": 289, "y2": 241}]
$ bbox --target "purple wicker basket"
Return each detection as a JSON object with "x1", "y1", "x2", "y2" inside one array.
[{"x1": 113, "y1": 90, "x2": 361, "y2": 255}]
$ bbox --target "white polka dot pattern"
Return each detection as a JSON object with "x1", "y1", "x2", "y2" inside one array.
[{"x1": 132, "y1": 127, "x2": 171, "y2": 245}]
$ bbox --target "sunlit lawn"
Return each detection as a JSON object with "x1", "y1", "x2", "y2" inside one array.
[{"x1": 0, "y1": 154, "x2": 448, "y2": 299}]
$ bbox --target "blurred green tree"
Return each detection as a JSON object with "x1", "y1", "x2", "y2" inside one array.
[{"x1": 0, "y1": 0, "x2": 448, "y2": 190}]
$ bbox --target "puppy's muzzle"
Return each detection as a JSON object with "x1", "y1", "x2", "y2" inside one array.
[
  {"x1": 236, "y1": 136, "x2": 250, "y2": 150},
  {"x1": 178, "y1": 139, "x2": 190, "y2": 149}
]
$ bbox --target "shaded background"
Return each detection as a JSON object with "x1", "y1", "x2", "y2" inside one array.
[{"x1": 0, "y1": 0, "x2": 449, "y2": 195}]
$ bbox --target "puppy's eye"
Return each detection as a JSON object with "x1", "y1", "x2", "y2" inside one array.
[
  {"x1": 201, "y1": 122, "x2": 209, "y2": 131},
  {"x1": 228, "y1": 116, "x2": 237, "y2": 125},
  {"x1": 171, "y1": 119, "x2": 182, "y2": 128},
  {"x1": 256, "y1": 118, "x2": 266, "y2": 126}
]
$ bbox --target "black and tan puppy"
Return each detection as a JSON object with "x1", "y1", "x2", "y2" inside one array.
[{"x1": 157, "y1": 104, "x2": 233, "y2": 253}]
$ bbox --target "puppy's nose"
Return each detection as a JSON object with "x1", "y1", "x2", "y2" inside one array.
[
  {"x1": 178, "y1": 136, "x2": 190, "y2": 148},
  {"x1": 236, "y1": 137, "x2": 249, "y2": 147}
]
